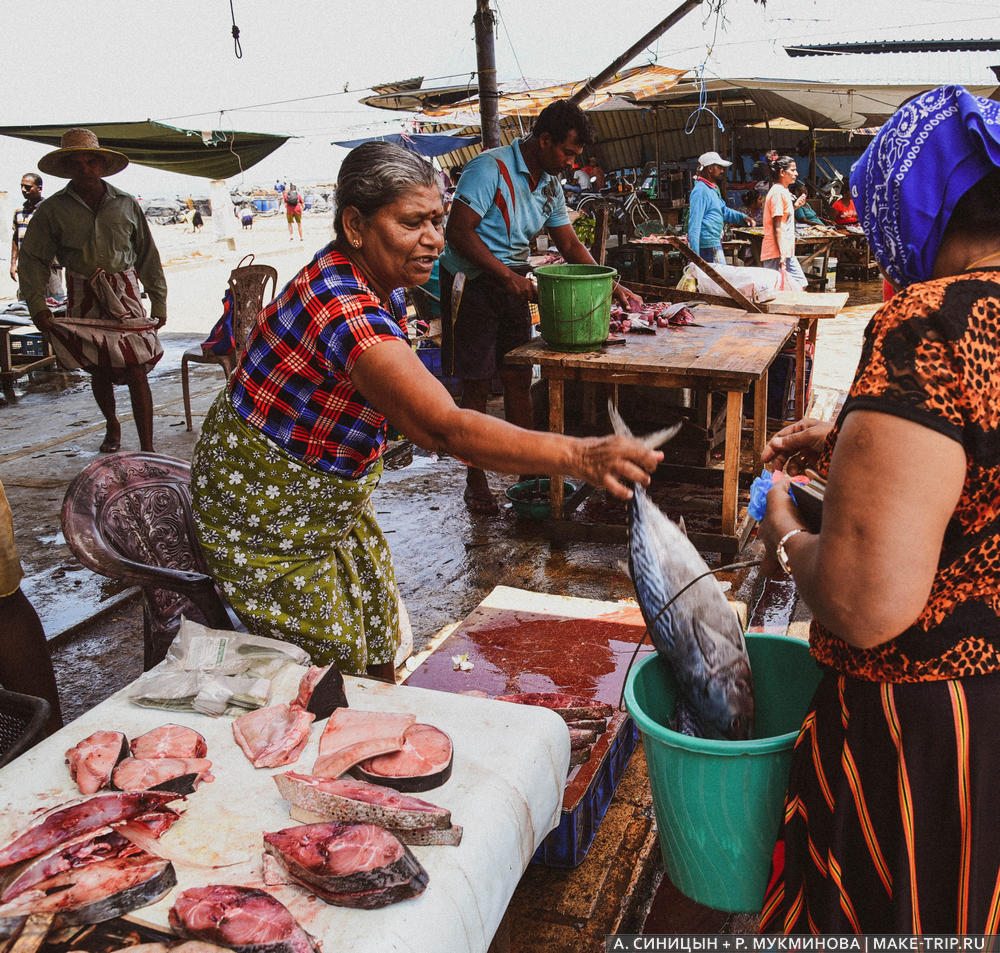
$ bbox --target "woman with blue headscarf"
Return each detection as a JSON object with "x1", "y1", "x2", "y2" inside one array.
[{"x1": 755, "y1": 86, "x2": 1000, "y2": 933}]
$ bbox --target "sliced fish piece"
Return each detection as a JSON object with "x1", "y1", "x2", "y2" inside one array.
[
  {"x1": 112, "y1": 758, "x2": 214, "y2": 794},
  {"x1": 0, "y1": 828, "x2": 136, "y2": 903},
  {"x1": 233, "y1": 704, "x2": 315, "y2": 769},
  {"x1": 0, "y1": 853, "x2": 175, "y2": 925},
  {"x1": 563, "y1": 717, "x2": 608, "y2": 733},
  {"x1": 274, "y1": 772, "x2": 450, "y2": 830},
  {"x1": 65, "y1": 731, "x2": 130, "y2": 795},
  {"x1": 263, "y1": 822, "x2": 428, "y2": 909},
  {"x1": 130, "y1": 725, "x2": 208, "y2": 760},
  {"x1": 494, "y1": 692, "x2": 614, "y2": 721},
  {"x1": 0, "y1": 792, "x2": 178, "y2": 869},
  {"x1": 169, "y1": 885, "x2": 319, "y2": 953},
  {"x1": 352, "y1": 723, "x2": 453, "y2": 793},
  {"x1": 312, "y1": 709, "x2": 414, "y2": 778},
  {"x1": 568, "y1": 727, "x2": 598, "y2": 750},
  {"x1": 292, "y1": 665, "x2": 348, "y2": 720},
  {"x1": 287, "y1": 806, "x2": 463, "y2": 847}
]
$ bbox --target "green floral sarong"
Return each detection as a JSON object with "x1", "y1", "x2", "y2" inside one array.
[{"x1": 191, "y1": 393, "x2": 399, "y2": 673}]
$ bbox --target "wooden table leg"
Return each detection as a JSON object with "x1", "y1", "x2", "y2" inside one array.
[
  {"x1": 549, "y1": 378, "x2": 565, "y2": 519},
  {"x1": 794, "y1": 318, "x2": 810, "y2": 419},
  {"x1": 722, "y1": 390, "x2": 743, "y2": 535},
  {"x1": 753, "y1": 370, "x2": 768, "y2": 465}
]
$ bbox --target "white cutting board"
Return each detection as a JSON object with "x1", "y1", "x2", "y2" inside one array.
[{"x1": 0, "y1": 667, "x2": 569, "y2": 953}]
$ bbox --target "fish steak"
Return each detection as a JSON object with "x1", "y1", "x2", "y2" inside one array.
[
  {"x1": 65, "y1": 731, "x2": 130, "y2": 795},
  {"x1": 130, "y1": 725, "x2": 208, "y2": 760},
  {"x1": 169, "y1": 885, "x2": 319, "y2": 953},
  {"x1": 263, "y1": 822, "x2": 429, "y2": 909}
]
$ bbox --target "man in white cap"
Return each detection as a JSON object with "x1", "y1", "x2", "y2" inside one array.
[
  {"x1": 686, "y1": 151, "x2": 753, "y2": 266},
  {"x1": 18, "y1": 128, "x2": 167, "y2": 453}
]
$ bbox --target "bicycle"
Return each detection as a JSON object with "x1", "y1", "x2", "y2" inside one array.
[{"x1": 576, "y1": 170, "x2": 663, "y2": 233}]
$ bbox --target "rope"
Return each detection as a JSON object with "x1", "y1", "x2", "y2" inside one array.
[{"x1": 228, "y1": 0, "x2": 242, "y2": 58}]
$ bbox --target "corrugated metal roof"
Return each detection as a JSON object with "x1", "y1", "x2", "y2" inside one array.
[{"x1": 786, "y1": 39, "x2": 1000, "y2": 57}]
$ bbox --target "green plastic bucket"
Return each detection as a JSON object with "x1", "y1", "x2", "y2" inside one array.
[
  {"x1": 624, "y1": 634, "x2": 823, "y2": 912},
  {"x1": 534, "y1": 264, "x2": 617, "y2": 352}
]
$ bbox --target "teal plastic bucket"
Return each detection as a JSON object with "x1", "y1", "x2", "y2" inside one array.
[
  {"x1": 624, "y1": 634, "x2": 823, "y2": 912},
  {"x1": 534, "y1": 264, "x2": 616, "y2": 352}
]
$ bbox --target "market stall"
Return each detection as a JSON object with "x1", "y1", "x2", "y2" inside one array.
[{"x1": 0, "y1": 660, "x2": 569, "y2": 953}]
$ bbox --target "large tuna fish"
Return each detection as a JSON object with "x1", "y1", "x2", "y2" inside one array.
[{"x1": 609, "y1": 403, "x2": 754, "y2": 740}]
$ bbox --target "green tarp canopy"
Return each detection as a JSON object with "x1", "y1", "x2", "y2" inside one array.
[{"x1": 0, "y1": 120, "x2": 290, "y2": 179}]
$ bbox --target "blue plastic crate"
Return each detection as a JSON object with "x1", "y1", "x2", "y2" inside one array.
[
  {"x1": 10, "y1": 332, "x2": 46, "y2": 359},
  {"x1": 531, "y1": 717, "x2": 640, "y2": 868}
]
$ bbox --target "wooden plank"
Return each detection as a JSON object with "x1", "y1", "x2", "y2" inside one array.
[
  {"x1": 549, "y1": 379, "x2": 565, "y2": 519},
  {"x1": 761, "y1": 290, "x2": 848, "y2": 318},
  {"x1": 722, "y1": 391, "x2": 743, "y2": 534},
  {"x1": 753, "y1": 369, "x2": 768, "y2": 463},
  {"x1": 592, "y1": 206, "x2": 610, "y2": 267}
]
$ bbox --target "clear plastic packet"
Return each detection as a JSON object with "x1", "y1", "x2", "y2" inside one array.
[
  {"x1": 192, "y1": 675, "x2": 272, "y2": 717},
  {"x1": 166, "y1": 619, "x2": 310, "y2": 675}
]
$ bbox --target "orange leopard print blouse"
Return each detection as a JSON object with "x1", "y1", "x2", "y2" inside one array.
[{"x1": 810, "y1": 269, "x2": 1000, "y2": 681}]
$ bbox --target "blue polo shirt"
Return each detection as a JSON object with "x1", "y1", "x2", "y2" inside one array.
[{"x1": 440, "y1": 139, "x2": 570, "y2": 280}]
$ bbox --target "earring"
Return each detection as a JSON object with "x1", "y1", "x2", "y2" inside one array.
[{"x1": 352, "y1": 240, "x2": 361, "y2": 248}]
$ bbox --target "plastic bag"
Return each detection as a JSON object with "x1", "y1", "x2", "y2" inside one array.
[
  {"x1": 166, "y1": 619, "x2": 310, "y2": 676},
  {"x1": 681, "y1": 262, "x2": 782, "y2": 303}
]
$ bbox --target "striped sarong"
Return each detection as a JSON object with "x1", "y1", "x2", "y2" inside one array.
[
  {"x1": 48, "y1": 267, "x2": 163, "y2": 376},
  {"x1": 760, "y1": 671, "x2": 1000, "y2": 933},
  {"x1": 191, "y1": 392, "x2": 400, "y2": 673}
]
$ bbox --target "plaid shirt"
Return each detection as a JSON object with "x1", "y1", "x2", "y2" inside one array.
[{"x1": 229, "y1": 246, "x2": 408, "y2": 478}]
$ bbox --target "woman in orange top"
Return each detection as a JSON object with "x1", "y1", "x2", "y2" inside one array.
[{"x1": 760, "y1": 155, "x2": 807, "y2": 288}]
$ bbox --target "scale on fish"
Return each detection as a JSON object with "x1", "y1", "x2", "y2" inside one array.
[{"x1": 609, "y1": 402, "x2": 756, "y2": 740}]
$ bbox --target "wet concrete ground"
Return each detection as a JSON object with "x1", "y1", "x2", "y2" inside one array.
[{"x1": 1, "y1": 273, "x2": 879, "y2": 726}]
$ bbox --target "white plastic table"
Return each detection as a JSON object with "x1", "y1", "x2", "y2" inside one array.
[{"x1": 0, "y1": 665, "x2": 569, "y2": 953}]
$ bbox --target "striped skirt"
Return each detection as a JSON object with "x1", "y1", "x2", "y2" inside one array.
[
  {"x1": 760, "y1": 670, "x2": 1000, "y2": 934},
  {"x1": 48, "y1": 268, "x2": 162, "y2": 377}
]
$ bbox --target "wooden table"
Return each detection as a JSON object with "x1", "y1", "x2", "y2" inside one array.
[
  {"x1": 732, "y1": 226, "x2": 851, "y2": 287},
  {"x1": 759, "y1": 290, "x2": 849, "y2": 417},
  {"x1": 0, "y1": 316, "x2": 56, "y2": 383},
  {"x1": 506, "y1": 306, "x2": 797, "y2": 553},
  {"x1": 0, "y1": 664, "x2": 568, "y2": 953}
]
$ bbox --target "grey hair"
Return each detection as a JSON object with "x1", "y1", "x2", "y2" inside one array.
[{"x1": 334, "y1": 141, "x2": 440, "y2": 238}]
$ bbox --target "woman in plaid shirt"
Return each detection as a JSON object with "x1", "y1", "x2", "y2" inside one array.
[{"x1": 192, "y1": 142, "x2": 662, "y2": 679}]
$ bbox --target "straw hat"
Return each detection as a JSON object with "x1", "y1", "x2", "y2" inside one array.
[{"x1": 38, "y1": 128, "x2": 129, "y2": 178}]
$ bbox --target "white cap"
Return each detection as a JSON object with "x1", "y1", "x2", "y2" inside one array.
[{"x1": 698, "y1": 151, "x2": 732, "y2": 169}]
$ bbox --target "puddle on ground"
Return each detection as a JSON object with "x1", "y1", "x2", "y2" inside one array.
[{"x1": 21, "y1": 566, "x2": 130, "y2": 640}]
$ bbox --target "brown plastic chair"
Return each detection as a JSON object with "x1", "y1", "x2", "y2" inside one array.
[
  {"x1": 181, "y1": 254, "x2": 278, "y2": 430},
  {"x1": 61, "y1": 452, "x2": 238, "y2": 670},
  {"x1": 0, "y1": 689, "x2": 51, "y2": 767}
]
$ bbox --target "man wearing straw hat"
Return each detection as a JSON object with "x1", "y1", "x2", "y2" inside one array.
[{"x1": 18, "y1": 128, "x2": 167, "y2": 453}]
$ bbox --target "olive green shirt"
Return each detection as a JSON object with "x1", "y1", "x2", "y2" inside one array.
[{"x1": 18, "y1": 181, "x2": 167, "y2": 319}]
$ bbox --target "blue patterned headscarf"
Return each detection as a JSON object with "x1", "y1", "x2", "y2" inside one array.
[{"x1": 850, "y1": 85, "x2": 1000, "y2": 288}]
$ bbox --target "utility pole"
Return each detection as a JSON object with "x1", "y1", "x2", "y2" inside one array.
[
  {"x1": 474, "y1": 0, "x2": 501, "y2": 149},
  {"x1": 568, "y1": 0, "x2": 702, "y2": 108}
]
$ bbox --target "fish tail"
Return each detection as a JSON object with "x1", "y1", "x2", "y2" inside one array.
[{"x1": 607, "y1": 399, "x2": 681, "y2": 451}]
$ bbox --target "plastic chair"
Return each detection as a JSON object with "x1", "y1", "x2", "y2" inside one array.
[
  {"x1": 181, "y1": 254, "x2": 277, "y2": 431},
  {"x1": 0, "y1": 689, "x2": 51, "y2": 767},
  {"x1": 61, "y1": 452, "x2": 238, "y2": 670}
]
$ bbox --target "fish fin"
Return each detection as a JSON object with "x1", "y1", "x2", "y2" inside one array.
[
  {"x1": 616, "y1": 559, "x2": 632, "y2": 580},
  {"x1": 607, "y1": 400, "x2": 681, "y2": 451},
  {"x1": 677, "y1": 516, "x2": 688, "y2": 538}
]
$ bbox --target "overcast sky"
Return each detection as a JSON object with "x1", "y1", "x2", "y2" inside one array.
[{"x1": 1, "y1": 0, "x2": 997, "y2": 200}]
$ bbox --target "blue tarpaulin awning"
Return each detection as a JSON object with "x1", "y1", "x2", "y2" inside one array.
[{"x1": 332, "y1": 132, "x2": 481, "y2": 158}]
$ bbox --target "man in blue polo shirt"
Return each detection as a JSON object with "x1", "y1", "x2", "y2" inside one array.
[
  {"x1": 440, "y1": 100, "x2": 640, "y2": 513},
  {"x1": 686, "y1": 151, "x2": 753, "y2": 265}
]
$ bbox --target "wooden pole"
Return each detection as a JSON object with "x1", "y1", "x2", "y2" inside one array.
[
  {"x1": 567, "y1": 0, "x2": 702, "y2": 108},
  {"x1": 474, "y1": 0, "x2": 501, "y2": 149}
]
